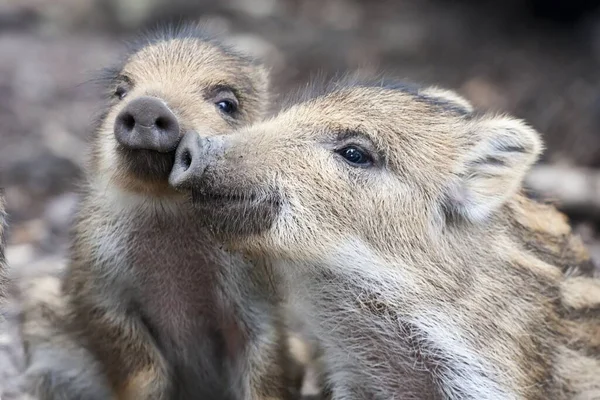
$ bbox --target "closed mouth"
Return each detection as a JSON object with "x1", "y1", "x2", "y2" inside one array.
[
  {"x1": 118, "y1": 146, "x2": 175, "y2": 158},
  {"x1": 118, "y1": 147, "x2": 176, "y2": 181},
  {"x1": 190, "y1": 189, "x2": 263, "y2": 204},
  {"x1": 188, "y1": 187, "x2": 282, "y2": 236}
]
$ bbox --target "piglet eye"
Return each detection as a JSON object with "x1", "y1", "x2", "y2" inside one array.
[
  {"x1": 337, "y1": 146, "x2": 373, "y2": 166},
  {"x1": 115, "y1": 85, "x2": 128, "y2": 100},
  {"x1": 216, "y1": 100, "x2": 237, "y2": 114}
]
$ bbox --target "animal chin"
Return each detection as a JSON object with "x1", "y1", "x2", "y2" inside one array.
[
  {"x1": 189, "y1": 189, "x2": 281, "y2": 237},
  {"x1": 117, "y1": 147, "x2": 176, "y2": 183},
  {"x1": 190, "y1": 190, "x2": 258, "y2": 204}
]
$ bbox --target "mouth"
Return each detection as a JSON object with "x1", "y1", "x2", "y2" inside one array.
[
  {"x1": 117, "y1": 146, "x2": 176, "y2": 182},
  {"x1": 188, "y1": 187, "x2": 282, "y2": 237},
  {"x1": 190, "y1": 189, "x2": 263, "y2": 204}
]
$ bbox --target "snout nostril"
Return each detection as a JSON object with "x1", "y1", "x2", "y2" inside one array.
[
  {"x1": 121, "y1": 113, "x2": 135, "y2": 131},
  {"x1": 181, "y1": 149, "x2": 192, "y2": 171},
  {"x1": 155, "y1": 116, "x2": 170, "y2": 131}
]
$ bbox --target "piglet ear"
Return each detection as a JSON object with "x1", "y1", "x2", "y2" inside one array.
[
  {"x1": 445, "y1": 115, "x2": 543, "y2": 223},
  {"x1": 253, "y1": 65, "x2": 270, "y2": 93},
  {"x1": 247, "y1": 64, "x2": 271, "y2": 116},
  {"x1": 419, "y1": 86, "x2": 474, "y2": 114}
]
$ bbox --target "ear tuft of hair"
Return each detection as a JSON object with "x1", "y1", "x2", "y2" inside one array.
[
  {"x1": 419, "y1": 86, "x2": 474, "y2": 115},
  {"x1": 445, "y1": 115, "x2": 543, "y2": 223},
  {"x1": 251, "y1": 63, "x2": 270, "y2": 95}
]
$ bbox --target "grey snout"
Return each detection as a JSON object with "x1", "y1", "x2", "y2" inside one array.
[
  {"x1": 114, "y1": 96, "x2": 180, "y2": 153},
  {"x1": 169, "y1": 131, "x2": 207, "y2": 190}
]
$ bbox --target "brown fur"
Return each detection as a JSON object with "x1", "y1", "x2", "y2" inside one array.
[
  {"x1": 21, "y1": 26, "x2": 300, "y2": 400},
  {"x1": 172, "y1": 78, "x2": 600, "y2": 399},
  {"x1": 9, "y1": 272, "x2": 114, "y2": 399}
]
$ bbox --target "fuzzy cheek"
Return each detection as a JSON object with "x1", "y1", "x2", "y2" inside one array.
[
  {"x1": 272, "y1": 211, "x2": 338, "y2": 260},
  {"x1": 97, "y1": 129, "x2": 120, "y2": 174},
  {"x1": 270, "y1": 209, "x2": 298, "y2": 250}
]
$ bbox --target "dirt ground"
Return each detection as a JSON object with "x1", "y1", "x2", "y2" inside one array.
[{"x1": 1, "y1": 0, "x2": 600, "y2": 396}]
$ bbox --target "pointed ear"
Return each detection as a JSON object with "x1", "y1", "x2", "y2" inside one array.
[
  {"x1": 252, "y1": 64, "x2": 270, "y2": 93},
  {"x1": 249, "y1": 64, "x2": 271, "y2": 115},
  {"x1": 445, "y1": 115, "x2": 543, "y2": 223},
  {"x1": 419, "y1": 86, "x2": 474, "y2": 114}
]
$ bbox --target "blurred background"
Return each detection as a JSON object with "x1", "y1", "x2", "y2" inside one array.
[{"x1": 1, "y1": 0, "x2": 600, "y2": 392}]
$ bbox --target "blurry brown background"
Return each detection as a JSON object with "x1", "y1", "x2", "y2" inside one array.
[{"x1": 1, "y1": 0, "x2": 600, "y2": 393}]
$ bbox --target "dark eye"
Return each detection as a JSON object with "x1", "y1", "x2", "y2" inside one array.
[
  {"x1": 216, "y1": 100, "x2": 237, "y2": 115},
  {"x1": 337, "y1": 146, "x2": 373, "y2": 166},
  {"x1": 114, "y1": 85, "x2": 128, "y2": 100}
]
